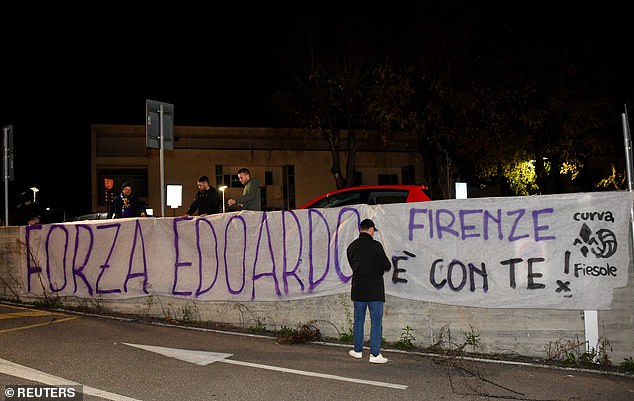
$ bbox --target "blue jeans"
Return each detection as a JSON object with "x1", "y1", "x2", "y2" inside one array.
[{"x1": 353, "y1": 301, "x2": 384, "y2": 356}]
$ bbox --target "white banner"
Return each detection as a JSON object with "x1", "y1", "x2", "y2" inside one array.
[{"x1": 20, "y1": 191, "x2": 632, "y2": 310}]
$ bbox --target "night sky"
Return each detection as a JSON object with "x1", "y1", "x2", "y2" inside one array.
[
  {"x1": 1, "y1": 8, "x2": 632, "y2": 220},
  {"x1": 1, "y1": 16, "x2": 289, "y2": 219}
]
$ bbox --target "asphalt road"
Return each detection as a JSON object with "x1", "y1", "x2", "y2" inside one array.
[{"x1": 1, "y1": 303, "x2": 633, "y2": 401}]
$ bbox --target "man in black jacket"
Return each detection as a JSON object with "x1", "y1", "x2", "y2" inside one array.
[
  {"x1": 184, "y1": 176, "x2": 221, "y2": 216},
  {"x1": 346, "y1": 218, "x2": 392, "y2": 363},
  {"x1": 112, "y1": 182, "x2": 146, "y2": 219},
  {"x1": 16, "y1": 191, "x2": 41, "y2": 225}
]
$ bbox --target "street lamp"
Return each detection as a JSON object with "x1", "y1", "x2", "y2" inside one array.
[
  {"x1": 30, "y1": 187, "x2": 39, "y2": 203},
  {"x1": 219, "y1": 185, "x2": 228, "y2": 213},
  {"x1": 166, "y1": 185, "x2": 182, "y2": 217}
]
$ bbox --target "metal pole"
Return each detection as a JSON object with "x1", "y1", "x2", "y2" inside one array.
[
  {"x1": 3, "y1": 127, "x2": 9, "y2": 226},
  {"x1": 623, "y1": 105, "x2": 633, "y2": 191},
  {"x1": 583, "y1": 106, "x2": 634, "y2": 357},
  {"x1": 624, "y1": 104, "x2": 634, "y2": 364},
  {"x1": 622, "y1": 105, "x2": 634, "y2": 256},
  {"x1": 160, "y1": 104, "x2": 166, "y2": 218}
]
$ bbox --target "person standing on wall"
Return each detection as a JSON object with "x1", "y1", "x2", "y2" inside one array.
[
  {"x1": 346, "y1": 218, "x2": 392, "y2": 364},
  {"x1": 227, "y1": 168, "x2": 262, "y2": 211},
  {"x1": 112, "y1": 182, "x2": 146, "y2": 218},
  {"x1": 183, "y1": 175, "x2": 221, "y2": 216}
]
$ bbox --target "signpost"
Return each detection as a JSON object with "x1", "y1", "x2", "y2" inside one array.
[
  {"x1": 2, "y1": 125, "x2": 14, "y2": 226},
  {"x1": 146, "y1": 100, "x2": 174, "y2": 217},
  {"x1": 585, "y1": 105, "x2": 633, "y2": 359}
]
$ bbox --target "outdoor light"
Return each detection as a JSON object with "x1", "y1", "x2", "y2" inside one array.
[
  {"x1": 30, "y1": 187, "x2": 39, "y2": 203},
  {"x1": 219, "y1": 185, "x2": 228, "y2": 213},
  {"x1": 166, "y1": 185, "x2": 182, "y2": 216},
  {"x1": 455, "y1": 182, "x2": 467, "y2": 199}
]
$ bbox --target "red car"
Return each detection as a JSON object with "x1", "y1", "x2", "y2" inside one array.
[{"x1": 299, "y1": 185, "x2": 431, "y2": 209}]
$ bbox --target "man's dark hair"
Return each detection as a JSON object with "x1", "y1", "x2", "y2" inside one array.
[
  {"x1": 198, "y1": 176, "x2": 210, "y2": 183},
  {"x1": 360, "y1": 218, "x2": 378, "y2": 231},
  {"x1": 237, "y1": 168, "x2": 250, "y2": 175},
  {"x1": 18, "y1": 191, "x2": 33, "y2": 203}
]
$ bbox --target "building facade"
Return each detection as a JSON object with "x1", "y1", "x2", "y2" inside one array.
[{"x1": 91, "y1": 125, "x2": 425, "y2": 216}]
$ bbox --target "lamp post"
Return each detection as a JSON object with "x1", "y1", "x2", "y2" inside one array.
[
  {"x1": 30, "y1": 187, "x2": 39, "y2": 203},
  {"x1": 219, "y1": 185, "x2": 228, "y2": 213}
]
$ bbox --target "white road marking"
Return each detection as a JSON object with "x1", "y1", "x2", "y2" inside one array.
[
  {"x1": 222, "y1": 358, "x2": 408, "y2": 389},
  {"x1": 123, "y1": 343, "x2": 233, "y2": 365},
  {"x1": 123, "y1": 343, "x2": 408, "y2": 390},
  {"x1": 0, "y1": 357, "x2": 143, "y2": 401}
]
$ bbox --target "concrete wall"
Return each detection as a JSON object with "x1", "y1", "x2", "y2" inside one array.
[{"x1": 2, "y1": 226, "x2": 632, "y2": 363}]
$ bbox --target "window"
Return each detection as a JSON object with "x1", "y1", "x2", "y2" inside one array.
[
  {"x1": 215, "y1": 165, "x2": 223, "y2": 187},
  {"x1": 308, "y1": 190, "x2": 367, "y2": 208},
  {"x1": 353, "y1": 171, "x2": 362, "y2": 186},
  {"x1": 368, "y1": 189, "x2": 409, "y2": 205},
  {"x1": 230, "y1": 174, "x2": 241, "y2": 187},
  {"x1": 265, "y1": 171, "x2": 273, "y2": 185},
  {"x1": 402, "y1": 165, "x2": 416, "y2": 185},
  {"x1": 283, "y1": 165, "x2": 296, "y2": 210},
  {"x1": 378, "y1": 174, "x2": 398, "y2": 185}
]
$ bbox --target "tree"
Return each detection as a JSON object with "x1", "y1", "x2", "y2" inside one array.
[
  {"x1": 402, "y1": 8, "x2": 625, "y2": 197},
  {"x1": 272, "y1": 11, "x2": 630, "y2": 197},
  {"x1": 273, "y1": 17, "x2": 415, "y2": 189}
]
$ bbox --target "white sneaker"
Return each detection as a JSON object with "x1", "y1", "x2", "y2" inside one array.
[
  {"x1": 348, "y1": 350, "x2": 363, "y2": 359},
  {"x1": 369, "y1": 353, "x2": 388, "y2": 364}
]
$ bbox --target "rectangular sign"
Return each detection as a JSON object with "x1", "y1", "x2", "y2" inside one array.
[{"x1": 145, "y1": 99, "x2": 174, "y2": 150}]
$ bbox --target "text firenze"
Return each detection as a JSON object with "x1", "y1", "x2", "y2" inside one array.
[{"x1": 408, "y1": 207, "x2": 556, "y2": 242}]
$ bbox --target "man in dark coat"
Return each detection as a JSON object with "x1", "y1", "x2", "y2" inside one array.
[
  {"x1": 112, "y1": 182, "x2": 146, "y2": 218},
  {"x1": 16, "y1": 191, "x2": 41, "y2": 226},
  {"x1": 184, "y1": 176, "x2": 221, "y2": 216},
  {"x1": 346, "y1": 218, "x2": 392, "y2": 363},
  {"x1": 227, "y1": 168, "x2": 261, "y2": 211}
]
